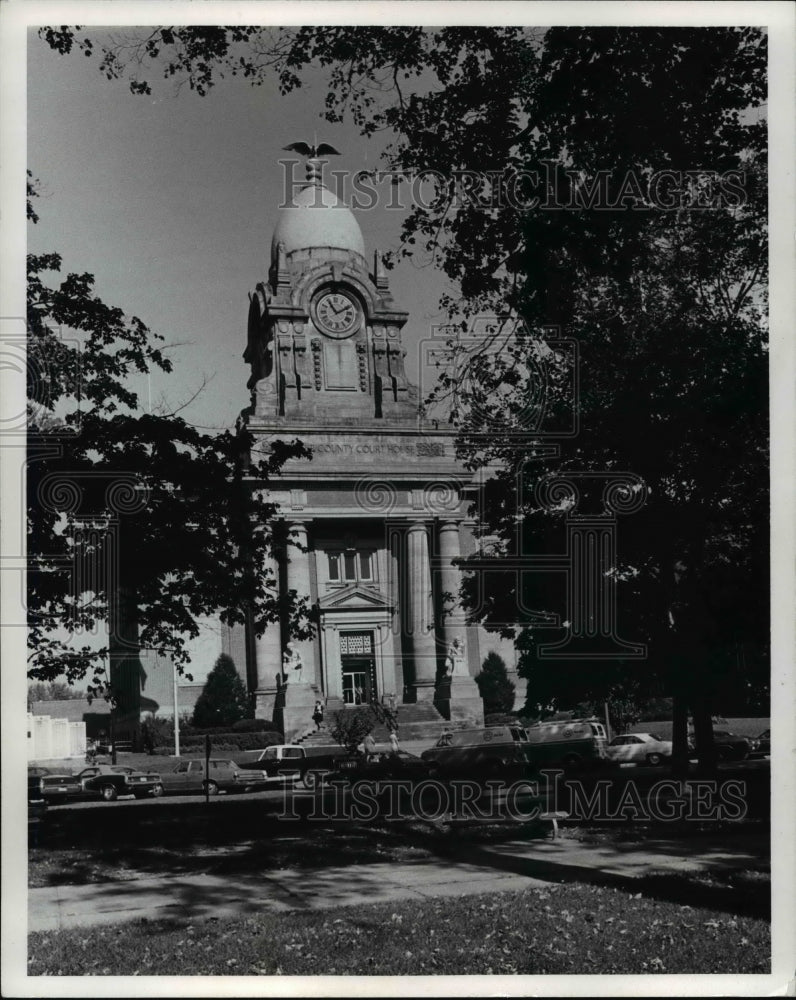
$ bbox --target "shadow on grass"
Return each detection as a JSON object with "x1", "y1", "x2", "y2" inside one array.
[{"x1": 31, "y1": 782, "x2": 770, "y2": 920}]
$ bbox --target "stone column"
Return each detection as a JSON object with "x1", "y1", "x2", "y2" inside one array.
[
  {"x1": 388, "y1": 521, "x2": 405, "y2": 699},
  {"x1": 285, "y1": 521, "x2": 314, "y2": 676},
  {"x1": 254, "y1": 549, "x2": 282, "y2": 698},
  {"x1": 282, "y1": 520, "x2": 318, "y2": 740},
  {"x1": 405, "y1": 522, "x2": 437, "y2": 700},
  {"x1": 436, "y1": 519, "x2": 484, "y2": 725},
  {"x1": 438, "y1": 520, "x2": 467, "y2": 649}
]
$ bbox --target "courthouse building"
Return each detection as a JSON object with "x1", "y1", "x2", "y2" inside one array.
[{"x1": 215, "y1": 156, "x2": 520, "y2": 740}]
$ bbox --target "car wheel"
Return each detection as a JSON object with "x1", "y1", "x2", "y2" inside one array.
[
  {"x1": 204, "y1": 780, "x2": 219, "y2": 796},
  {"x1": 717, "y1": 746, "x2": 731, "y2": 761},
  {"x1": 100, "y1": 784, "x2": 118, "y2": 802},
  {"x1": 646, "y1": 753, "x2": 663, "y2": 767},
  {"x1": 151, "y1": 783, "x2": 164, "y2": 798},
  {"x1": 302, "y1": 770, "x2": 324, "y2": 790}
]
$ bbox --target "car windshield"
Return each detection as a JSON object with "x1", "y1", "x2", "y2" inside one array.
[{"x1": 647, "y1": 734, "x2": 662, "y2": 741}]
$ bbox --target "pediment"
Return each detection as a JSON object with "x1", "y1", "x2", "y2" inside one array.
[{"x1": 318, "y1": 584, "x2": 394, "y2": 612}]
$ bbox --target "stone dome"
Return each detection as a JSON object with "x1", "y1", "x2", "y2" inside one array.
[{"x1": 270, "y1": 183, "x2": 365, "y2": 262}]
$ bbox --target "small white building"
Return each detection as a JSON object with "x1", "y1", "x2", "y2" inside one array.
[{"x1": 27, "y1": 712, "x2": 86, "y2": 761}]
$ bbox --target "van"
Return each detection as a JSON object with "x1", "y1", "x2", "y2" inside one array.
[
  {"x1": 524, "y1": 718, "x2": 609, "y2": 770},
  {"x1": 421, "y1": 726, "x2": 532, "y2": 776}
]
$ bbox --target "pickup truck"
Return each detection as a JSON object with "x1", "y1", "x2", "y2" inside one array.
[
  {"x1": 39, "y1": 764, "x2": 163, "y2": 802},
  {"x1": 236, "y1": 744, "x2": 349, "y2": 789}
]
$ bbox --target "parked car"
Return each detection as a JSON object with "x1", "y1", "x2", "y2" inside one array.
[
  {"x1": 607, "y1": 733, "x2": 672, "y2": 767},
  {"x1": 750, "y1": 729, "x2": 770, "y2": 757},
  {"x1": 236, "y1": 745, "x2": 308, "y2": 783},
  {"x1": 325, "y1": 749, "x2": 432, "y2": 784},
  {"x1": 28, "y1": 765, "x2": 53, "y2": 802},
  {"x1": 158, "y1": 758, "x2": 269, "y2": 795},
  {"x1": 687, "y1": 730, "x2": 750, "y2": 761},
  {"x1": 39, "y1": 764, "x2": 163, "y2": 803},
  {"x1": 421, "y1": 726, "x2": 534, "y2": 777}
]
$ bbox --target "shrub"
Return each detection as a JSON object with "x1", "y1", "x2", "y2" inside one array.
[
  {"x1": 231, "y1": 718, "x2": 276, "y2": 733},
  {"x1": 141, "y1": 713, "x2": 174, "y2": 752},
  {"x1": 179, "y1": 731, "x2": 282, "y2": 752},
  {"x1": 192, "y1": 654, "x2": 251, "y2": 728},
  {"x1": 475, "y1": 652, "x2": 516, "y2": 715},
  {"x1": 331, "y1": 706, "x2": 376, "y2": 753}
]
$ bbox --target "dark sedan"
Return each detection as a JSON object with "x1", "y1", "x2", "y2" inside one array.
[
  {"x1": 688, "y1": 729, "x2": 750, "y2": 761},
  {"x1": 325, "y1": 750, "x2": 432, "y2": 783},
  {"x1": 28, "y1": 766, "x2": 53, "y2": 802},
  {"x1": 750, "y1": 729, "x2": 770, "y2": 757},
  {"x1": 158, "y1": 758, "x2": 270, "y2": 795}
]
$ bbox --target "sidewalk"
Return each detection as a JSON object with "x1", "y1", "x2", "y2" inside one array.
[{"x1": 29, "y1": 831, "x2": 768, "y2": 933}]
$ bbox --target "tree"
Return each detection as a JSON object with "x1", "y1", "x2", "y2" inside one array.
[
  {"x1": 38, "y1": 27, "x2": 769, "y2": 773},
  {"x1": 27, "y1": 680, "x2": 85, "y2": 703},
  {"x1": 475, "y1": 652, "x2": 516, "y2": 715},
  {"x1": 192, "y1": 654, "x2": 250, "y2": 728},
  {"x1": 26, "y1": 181, "x2": 312, "y2": 713}
]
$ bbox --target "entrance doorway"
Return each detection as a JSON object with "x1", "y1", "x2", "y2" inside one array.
[{"x1": 340, "y1": 631, "x2": 377, "y2": 705}]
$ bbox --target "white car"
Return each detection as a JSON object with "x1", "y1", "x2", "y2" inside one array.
[{"x1": 607, "y1": 732, "x2": 672, "y2": 766}]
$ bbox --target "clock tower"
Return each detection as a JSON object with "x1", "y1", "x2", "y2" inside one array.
[
  {"x1": 244, "y1": 157, "x2": 417, "y2": 426},
  {"x1": 237, "y1": 154, "x2": 493, "y2": 741}
]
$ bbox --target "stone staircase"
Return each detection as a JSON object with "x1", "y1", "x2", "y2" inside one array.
[{"x1": 295, "y1": 702, "x2": 468, "y2": 748}]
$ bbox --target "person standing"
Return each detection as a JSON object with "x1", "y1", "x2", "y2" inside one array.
[
  {"x1": 388, "y1": 730, "x2": 399, "y2": 754},
  {"x1": 312, "y1": 700, "x2": 324, "y2": 731}
]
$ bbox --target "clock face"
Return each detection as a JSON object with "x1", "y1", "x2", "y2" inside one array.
[{"x1": 314, "y1": 291, "x2": 360, "y2": 338}]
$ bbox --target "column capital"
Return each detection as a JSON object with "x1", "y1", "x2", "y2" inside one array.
[{"x1": 438, "y1": 518, "x2": 464, "y2": 531}]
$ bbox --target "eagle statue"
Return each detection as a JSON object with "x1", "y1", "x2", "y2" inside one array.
[{"x1": 283, "y1": 141, "x2": 341, "y2": 158}]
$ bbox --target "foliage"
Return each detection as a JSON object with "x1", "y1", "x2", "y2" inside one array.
[
  {"x1": 26, "y1": 182, "x2": 311, "y2": 689},
  {"x1": 191, "y1": 654, "x2": 251, "y2": 728},
  {"x1": 230, "y1": 718, "x2": 275, "y2": 733},
  {"x1": 27, "y1": 680, "x2": 85, "y2": 702},
  {"x1": 140, "y1": 713, "x2": 174, "y2": 751},
  {"x1": 179, "y1": 732, "x2": 281, "y2": 752},
  {"x1": 475, "y1": 652, "x2": 516, "y2": 715},
  {"x1": 182, "y1": 718, "x2": 279, "y2": 736},
  {"x1": 330, "y1": 707, "x2": 376, "y2": 753}
]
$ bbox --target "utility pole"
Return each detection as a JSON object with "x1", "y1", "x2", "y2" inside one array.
[{"x1": 172, "y1": 658, "x2": 180, "y2": 757}]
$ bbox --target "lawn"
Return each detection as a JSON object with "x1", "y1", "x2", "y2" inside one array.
[{"x1": 28, "y1": 882, "x2": 770, "y2": 976}]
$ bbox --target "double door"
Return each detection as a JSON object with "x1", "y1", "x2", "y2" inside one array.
[{"x1": 340, "y1": 631, "x2": 377, "y2": 705}]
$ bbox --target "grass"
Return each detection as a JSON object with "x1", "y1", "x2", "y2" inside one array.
[{"x1": 28, "y1": 882, "x2": 770, "y2": 976}]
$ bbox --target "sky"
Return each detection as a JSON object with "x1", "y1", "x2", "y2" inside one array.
[{"x1": 27, "y1": 29, "x2": 457, "y2": 434}]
